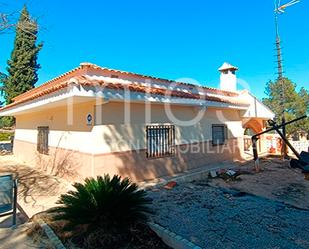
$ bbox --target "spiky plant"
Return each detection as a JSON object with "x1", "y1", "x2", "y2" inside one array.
[{"x1": 49, "y1": 175, "x2": 152, "y2": 233}]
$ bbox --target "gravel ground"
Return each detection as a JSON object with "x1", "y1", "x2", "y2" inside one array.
[
  {"x1": 148, "y1": 181, "x2": 309, "y2": 249},
  {"x1": 209, "y1": 157, "x2": 309, "y2": 210}
]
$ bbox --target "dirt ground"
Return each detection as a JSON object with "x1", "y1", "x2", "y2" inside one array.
[
  {"x1": 148, "y1": 157, "x2": 309, "y2": 249},
  {"x1": 209, "y1": 157, "x2": 309, "y2": 210},
  {"x1": 2, "y1": 155, "x2": 309, "y2": 248},
  {"x1": 0, "y1": 224, "x2": 41, "y2": 249},
  {"x1": 0, "y1": 155, "x2": 171, "y2": 249},
  {"x1": 0, "y1": 155, "x2": 71, "y2": 218},
  {"x1": 0, "y1": 155, "x2": 66, "y2": 248}
]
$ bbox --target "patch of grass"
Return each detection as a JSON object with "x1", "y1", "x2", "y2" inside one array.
[{"x1": 0, "y1": 132, "x2": 13, "y2": 141}]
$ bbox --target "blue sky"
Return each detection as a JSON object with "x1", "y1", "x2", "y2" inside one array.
[{"x1": 0, "y1": 0, "x2": 308, "y2": 99}]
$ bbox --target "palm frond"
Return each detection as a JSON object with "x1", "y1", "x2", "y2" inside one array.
[{"x1": 49, "y1": 174, "x2": 152, "y2": 233}]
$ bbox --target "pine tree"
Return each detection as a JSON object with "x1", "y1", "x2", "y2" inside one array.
[
  {"x1": 263, "y1": 78, "x2": 308, "y2": 136},
  {"x1": 296, "y1": 87, "x2": 309, "y2": 136},
  {"x1": 1, "y1": 5, "x2": 42, "y2": 104}
]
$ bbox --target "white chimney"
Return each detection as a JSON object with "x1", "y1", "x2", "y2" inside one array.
[{"x1": 218, "y1": 62, "x2": 238, "y2": 92}]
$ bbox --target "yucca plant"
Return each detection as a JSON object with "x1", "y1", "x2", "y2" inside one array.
[{"x1": 49, "y1": 175, "x2": 152, "y2": 233}]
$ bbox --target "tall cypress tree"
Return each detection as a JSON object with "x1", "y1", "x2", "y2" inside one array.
[{"x1": 2, "y1": 5, "x2": 42, "y2": 104}]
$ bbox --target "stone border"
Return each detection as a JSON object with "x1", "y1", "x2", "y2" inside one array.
[
  {"x1": 38, "y1": 219, "x2": 66, "y2": 249},
  {"x1": 148, "y1": 222, "x2": 203, "y2": 249},
  {"x1": 38, "y1": 220, "x2": 201, "y2": 249}
]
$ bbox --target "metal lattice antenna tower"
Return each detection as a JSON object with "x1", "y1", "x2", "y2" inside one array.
[
  {"x1": 274, "y1": 0, "x2": 300, "y2": 79},
  {"x1": 274, "y1": 0, "x2": 301, "y2": 158},
  {"x1": 274, "y1": 5, "x2": 283, "y2": 79}
]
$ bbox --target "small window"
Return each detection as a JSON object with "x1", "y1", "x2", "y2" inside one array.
[
  {"x1": 146, "y1": 125, "x2": 175, "y2": 158},
  {"x1": 212, "y1": 124, "x2": 227, "y2": 146},
  {"x1": 37, "y1": 126, "x2": 49, "y2": 154}
]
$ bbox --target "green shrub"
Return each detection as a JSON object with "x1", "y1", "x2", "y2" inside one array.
[
  {"x1": 0, "y1": 132, "x2": 12, "y2": 141},
  {"x1": 0, "y1": 116, "x2": 14, "y2": 128},
  {"x1": 50, "y1": 175, "x2": 152, "y2": 234}
]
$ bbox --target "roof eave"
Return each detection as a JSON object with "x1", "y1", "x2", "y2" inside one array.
[{"x1": 0, "y1": 87, "x2": 249, "y2": 116}]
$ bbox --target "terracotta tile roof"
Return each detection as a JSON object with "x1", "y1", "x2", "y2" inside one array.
[
  {"x1": 75, "y1": 75, "x2": 248, "y2": 106},
  {"x1": 0, "y1": 63, "x2": 248, "y2": 112},
  {"x1": 12, "y1": 66, "x2": 83, "y2": 102},
  {"x1": 0, "y1": 81, "x2": 69, "y2": 111},
  {"x1": 79, "y1": 63, "x2": 240, "y2": 97}
]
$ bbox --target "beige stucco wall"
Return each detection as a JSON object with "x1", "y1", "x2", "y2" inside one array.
[
  {"x1": 93, "y1": 138, "x2": 243, "y2": 181},
  {"x1": 13, "y1": 100, "x2": 246, "y2": 181},
  {"x1": 13, "y1": 139, "x2": 93, "y2": 180},
  {"x1": 15, "y1": 101, "x2": 244, "y2": 153}
]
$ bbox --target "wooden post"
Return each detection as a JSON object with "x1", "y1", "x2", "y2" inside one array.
[
  {"x1": 252, "y1": 136, "x2": 260, "y2": 172},
  {"x1": 12, "y1": 179, "x2": 17, "y2": 228}
]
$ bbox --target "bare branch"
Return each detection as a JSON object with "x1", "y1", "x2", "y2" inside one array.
[
  {"x1": 0, "y1": 12, "x2": 15, "y2": 34},
  {"x1": 0, "y1": 10, "x2": 40, "y2": 36}
]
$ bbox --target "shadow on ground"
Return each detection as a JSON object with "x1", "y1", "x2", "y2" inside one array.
[{"x1": 0, "y1": 156, "x2": 71, "y2": 218}]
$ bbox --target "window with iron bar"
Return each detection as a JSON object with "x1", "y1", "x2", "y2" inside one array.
[
  {"x1": 146, "y1": 125, "x2": 175, "y2": 158},
  {"x1": 212, "y1": 124, "x2": 228, "y2": 146},
  {"x1": 37, "y1": 126, "x2": 49, "y2": 154}
]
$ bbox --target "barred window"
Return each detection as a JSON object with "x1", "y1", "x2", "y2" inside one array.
[
  {"x1": 37, "y1": 126, "x2": 49, "y2": 154},
  {"x1": 146, "y1": 125, "x2": 175, "y2": 158},
  {"x1": 212, "y1": 124, "x2": 227, "y2": 146}
]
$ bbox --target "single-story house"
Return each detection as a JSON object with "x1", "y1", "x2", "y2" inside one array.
[{"x1": 0, "y1": 62, "x2": 275, "y2": 181}]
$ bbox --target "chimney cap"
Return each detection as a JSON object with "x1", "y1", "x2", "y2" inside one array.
[{"x1": 218, "y1": 62, "x2": 238, "y2": 72}]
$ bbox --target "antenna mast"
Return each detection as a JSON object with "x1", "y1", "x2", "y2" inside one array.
[
  {"x1": 275, "y1": 1, "x2": 284, "y2": 79},
  {"x1": 274, "y1": 0, "x2": 301, "y2": 158}
]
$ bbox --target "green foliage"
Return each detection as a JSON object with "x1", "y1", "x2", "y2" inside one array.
[
  {"x1": 244, "y1": 128, "x2": 255, "y2": 136},
  {"x1": 50, "y1": 175, "x2": 152, "y2": 234},
  {"x1": 0, "y1": 116, "x2": 14, "y2": 128},
  {"x1": 263, "y1": 78, "x2": 309, "y2": 135},
  {"x1": 0, "y1": 132, "x2": 12, "y2": 141},
  {"x1": 296, "y1": 87, "x2": 309, "y2": 133},
  {"x1": 1, "y1": 5, "x2": 42, "y2": 104}
]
